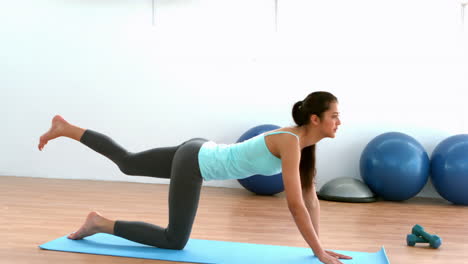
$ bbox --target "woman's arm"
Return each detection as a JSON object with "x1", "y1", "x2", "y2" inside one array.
[
  {"x1": 278, "y1": 137, "x2": 325, "y2": 256},
  {"x1": 303, "y1": 184, "x2": 320, "y2": 238},
  {"x1": 278, "y1": 136, "x2": 349, "y2": 264}
]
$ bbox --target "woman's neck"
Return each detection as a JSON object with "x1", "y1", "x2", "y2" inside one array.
[{"x1": 291, "y1": 126, "x2": 323, "y2": 149}]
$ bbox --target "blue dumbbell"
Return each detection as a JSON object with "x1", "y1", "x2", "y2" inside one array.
[
  {"x1": 411, "y1": 224, "x2": 442, "y2": 249},
  {"x1": 407, "y1": 234, "x2": 436, "y2": 247}
]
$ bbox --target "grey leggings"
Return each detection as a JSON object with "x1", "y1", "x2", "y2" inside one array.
[{"x1": 80, "y1": 130, "x2": 207, "y2": 249}]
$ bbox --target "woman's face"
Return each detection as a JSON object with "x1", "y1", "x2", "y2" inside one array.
[{"x1": 318, "y1": 102, "x2": 341, "y2": 138}]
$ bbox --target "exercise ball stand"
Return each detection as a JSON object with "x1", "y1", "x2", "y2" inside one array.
[{"x1": 317, "y1": 177, "x2": 377, "y2": 203}]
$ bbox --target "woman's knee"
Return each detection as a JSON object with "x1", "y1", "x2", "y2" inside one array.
[
  {"x1": 117, "y1": 153, "x2": 138, "y2": 176},
  {"x1": 167, "y1": 240, "x2": 188, "y2": 250},
  {"x1": 165, "y1": 231, "x2": 190, "y2": 250}
]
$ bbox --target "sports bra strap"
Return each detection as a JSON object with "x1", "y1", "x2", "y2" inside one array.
[{"x1": 265, "y1": 131, "x2": 300, "y2": 139}]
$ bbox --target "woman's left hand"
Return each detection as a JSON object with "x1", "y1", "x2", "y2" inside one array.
[{"x1": 325, "y1": 250, "x2": 353, "y2": 260}]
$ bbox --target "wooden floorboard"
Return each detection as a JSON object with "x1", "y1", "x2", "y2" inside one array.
[{"x1": 1, "y1": 176, "x2": 467, "y2": 263}]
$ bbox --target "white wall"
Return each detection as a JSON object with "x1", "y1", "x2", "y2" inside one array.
[{"x1": 1, "y1": 0, "x2": 467, "y2": 198}]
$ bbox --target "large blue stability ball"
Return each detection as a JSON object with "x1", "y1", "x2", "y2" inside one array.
[
  {"x1": 237, "y1": 124, "x2": 284, "y2": 195},
  {"x1": 431, "y1": 134, "x2": 468, "y2": 205},
  {"x1": 360, "y1": 132, "x2": 430, "y2": 201}
]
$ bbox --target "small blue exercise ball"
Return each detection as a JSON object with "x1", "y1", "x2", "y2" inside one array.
[
  {"x1": 431, "y1": 134, "x2": 468, "y2": 205},
  {"x1": 360, "y1": 132, "x2": 430, "y2": 201},
  {"x1": 237, "y1": 124, "x2": 284, "y2": 195}
]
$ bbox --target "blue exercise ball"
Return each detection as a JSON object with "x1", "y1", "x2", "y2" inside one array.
[
  {"x1": 360, "y1": 132, "x2": 430, "y2": 201},
  {"x1": 237, "y1": 124, "x2": 284, "y2": 195},
  {"x1": 431, "y1": 134, "x2": 468, "y2": 205}
]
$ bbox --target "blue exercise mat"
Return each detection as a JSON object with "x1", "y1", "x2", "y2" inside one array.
[{"x1": 40, "y1": 233, "x2": 390, "y2": 264}]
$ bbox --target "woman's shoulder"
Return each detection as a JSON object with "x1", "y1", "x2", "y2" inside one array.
[
  {"x1": 264, "y1": 127, "x2": 300, "y2": 140},
  {"x1": 264, "y1": 128, "x2": 301, "y2": 158}
]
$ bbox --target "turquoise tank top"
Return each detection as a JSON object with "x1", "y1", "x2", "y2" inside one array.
[{"x1": 198, "y1": 131, "x2": 299, "y2": 181}]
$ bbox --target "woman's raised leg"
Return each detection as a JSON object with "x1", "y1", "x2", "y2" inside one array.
[{"x1": 38, "y1": 115, "x2": 177, "y2": 178}]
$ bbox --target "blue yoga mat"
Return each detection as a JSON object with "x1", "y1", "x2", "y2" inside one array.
[{"x1": 40, "y1": 233, "x2": 390, "y2": 264}]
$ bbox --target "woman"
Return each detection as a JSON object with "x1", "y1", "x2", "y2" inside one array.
[{"x1": 38, "y1": 91, "x2": 351, "y2": 264}]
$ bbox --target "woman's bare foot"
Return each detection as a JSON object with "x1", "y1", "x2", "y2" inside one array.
[
  {"x1": 38, "y1": 115, "x2": 68, "y2": 151},
  {"x1": 38, "y1": 115, "x2": 86, "y2": 151},
  {"x1": 68, "y1": 211, "x2": 115, "y2": 240}
]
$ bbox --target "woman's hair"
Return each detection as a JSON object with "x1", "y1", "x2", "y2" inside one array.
[{"x1": 291, "y1": 91, "x2": 338, "y2": 191}]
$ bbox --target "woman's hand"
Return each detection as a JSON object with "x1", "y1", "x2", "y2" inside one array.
[
  {"x1": 325, "y1": 250, "x2": 352, "y2": 260},
  {"x1": 316, "y1": 250, "x2": 352, "y2": 264}
]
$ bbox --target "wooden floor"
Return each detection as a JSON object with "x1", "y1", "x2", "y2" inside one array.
[{"x1": 1, "y1": 176, "x2": 467, "y2": 264}]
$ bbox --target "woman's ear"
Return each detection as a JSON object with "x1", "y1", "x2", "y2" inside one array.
[{"x1": 310, "y1": 114, "x2": 320, "y2": 125}]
